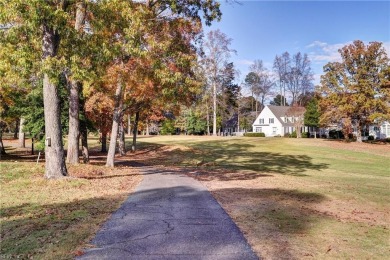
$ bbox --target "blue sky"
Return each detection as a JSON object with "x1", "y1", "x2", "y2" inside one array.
[{"x1": 204, "y1": 0, "x2": 390, "y2": 90}]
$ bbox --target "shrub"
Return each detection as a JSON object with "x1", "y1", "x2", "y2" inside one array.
[
  {"x1": 284, "y1": 133, "x2": 291, "y2": 138},
  {"x1": 290, "y1": 131, "x2": 297, "y2": 138},
  {"x1": 244, "y1": 132, "x2": 265, "y2": 137},
  {"x1": 329, "y1": 130, "x2": 344, "y2": 139},
  {"x1": 368, "y1": 135, "x2": 375, "y2": 141},
  {"x1": 302, "y1": 132, "x2": 309, "y2": 138},
  {"x1": 160, "y1": 119, "x2": 176, "y2": 135},
  {"x1": 386, "y1": 138, "x2": 390, "y2": 143}
]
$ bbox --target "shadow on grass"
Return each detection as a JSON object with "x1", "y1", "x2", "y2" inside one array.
[
  {"x1": 0, "y1": 195, "x2": 127, "y2": 259},
  {"x1": 210, "y1": 187, "x2": 328, "y2": 259},
  {"x1": 1, "y1": 167, "x2": 328, "y2": 259},
  {"x1": 134, "y1": 140, "x2": 329, "y2": 179},
  {"x1": 75, "y1": 179, "x2": 326, "y2": 259}
]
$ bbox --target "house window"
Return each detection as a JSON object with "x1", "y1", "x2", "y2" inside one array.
[
  {"x1": 255, "y1": 127, "x2": 262, "y2": 133},
  {"x1": 259, "y1": 118, "x2": 264, "y2": 124},
  {"x1": 284, "y1": 117, "x2": 288, "y2": 123},
  {"x1": 272, "y1": 127, "x2": 277, "y2": 134},
  {"x1": 269, "y1": 118, "x2": 274, "y2": 124}
]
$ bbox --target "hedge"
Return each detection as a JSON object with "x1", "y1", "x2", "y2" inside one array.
[{"x1": 244, "y1": 132, "x2": 265, "y2": 137}]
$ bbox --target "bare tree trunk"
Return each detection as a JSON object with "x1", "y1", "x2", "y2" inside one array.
[
  {"x1": 237, "y1": 109, "x2": 240, "y2": 133},
  {"x1": 66, "y1": 2, "x2": 86, "y2": 165},
  {"x1": 356, "y1": 121, "x2": 363, "y2": 143},
  {"x1": 66, "y1": 81, "x2": 80, "y2": 164},
  {"x1": 79, "y1": 92, "x2": 89, "y2": 163},
  {"x1": 255, "y1": 98, "x2": 258, "y2": 117},
  {"x1": 101, "y1": 132, "x2": 107, "y2": 152},
  {"x1": 118, "y1": 117, "x2": 126, "y2": 156},
  {"x1": 132, "y1": 111, "x2": 139, "y2": 152},
  {"x1": 19, "y1": 118, "x2": 25, "y2": 148},
  {"x1": 128, "y1": 114, "x2": 131, "y2": 135},
  {"x1": 42, "y1": 22, "x2": 67, "y2": 178},
  {"x1": 206, "y1": 101, "x2": 210, "y2": 135},
  {"x1": 80, "y1": 128, "x2": 89, "y2": 163},
  {"x1": 0, "y1": 132, "x2": 5, "y2": 157},
  {"x1": 106, "y1": 80, "x2": 124, "y2": 167},
  {"x1": 146, "y1": 120, "x2": 149, "y2": 136},
  {"x1": 13, "y1": 119, "x2": 19, "y2": 139},
  {"x1": 213, "y1": 82, "x2": 217, "y2": 136}
]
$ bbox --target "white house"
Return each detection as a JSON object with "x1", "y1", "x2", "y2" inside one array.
[
  {"x1": 365, "y1": 122, "x2": 390, "y2": 139},
  {"x1": 252, "y1": 105, "x2": 305, "y2": 137}
]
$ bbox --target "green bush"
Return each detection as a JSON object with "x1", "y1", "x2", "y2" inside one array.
[
  {"x1": 367, "y1": 135, "x2": 375, "y2": 141},
  {"x1": 244, "y1": 132, "x2": 265, "y2": 137},
  {"x1": 329, "y1": 130, "x2": 344, "y2": 139},
  {"x1": 302, "y1": 132, "x2": 309, "y2": 138},
  {"x1": 160, "y1": 119, "x2": 176, "y2": 135},
  {"x1": 290, "y1": 131, "x2": 297, "y2": 138},
  {"x1": 385, "y1": 138, "x2": 390, "y2": 143}
]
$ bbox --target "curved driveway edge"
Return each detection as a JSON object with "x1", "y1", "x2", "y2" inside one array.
[{"x1": 78, "y1": 166, "x2": 259, "y2": 260}]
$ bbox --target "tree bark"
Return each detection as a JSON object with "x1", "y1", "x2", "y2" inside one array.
[
  {"x1": 356, "y1": 121, "x2": 363, "y2": 143},
  {"x1": 79, "y1": 92, "x2": 89, "y2": 163},
  {"x1": 66, "y1": 1, "x2": 86, "y2": 164},
  {"x1": 19, "y1": 117, "x2": 25, "y2": 148},
  {"x1": 213, "y1": 82, "x2": 217, "y2": 136},
  {"x1": 80, "y1": 127, "x2": 89, "y2": 163},
  {"x1": 132, "y1": 111, "x2": 139, "y2": 152},
  {"x1": 0, "y1": 132, "x2": 5, "y2": 156},
  {"x1": 66, "y1": 81, "x2": 80, "y2": 164},
  {"x1": 106, "y1": 80, "x2": 124, "y2": 167},
  {"x1": 13, "y1": 119, "x2": 19, "y2": 139},
  {"x1": 206, "y1": 101, "x2": 210, "y2": 135},
  {"x1": 146, "y1": 120, "x2": 149, "y2": 136},
  {"x1": 101, "y1": 132, "x2": 107, "y2": 152},
  {"x1": 118, "y1": 117, "x2": 126, "y2": 156},
  {"x1": 128, "y1": 114, "x2": 131, "y2": 135},
  {"x1": 42, "y1": 22, "x2": 67, "y2": 178}
]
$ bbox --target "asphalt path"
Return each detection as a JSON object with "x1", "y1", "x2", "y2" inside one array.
[{"x1": 78, "y1": 166, "x2": 259, "y2": 260}]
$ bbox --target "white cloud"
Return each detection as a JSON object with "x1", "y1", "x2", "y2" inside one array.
[
  {"x1": 313, "y1": 74, "x2": 322, "y2": 85},
  {"x1": 237, "y1": 59, "x2": 254, "y2": 66},
  {"x1": 307, "y1": 40, "x2": 390, "y2": 86},
  {"x1": 306, "y1": 41, "x2": 328, "y2": 49},
  {"x1": 307, "y1": 40, "x2": 390, "y2": 64},
  {"x1": 306, "y1": 41, "x2": 351, "y2": 64}
]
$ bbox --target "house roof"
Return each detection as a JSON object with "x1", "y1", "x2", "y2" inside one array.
[
  {"x1": 253, "y1": 105, "x2": 306, "y2": 127},
  {"x1": 267, "y1": 105, "x2": 292, "y2": 119}
]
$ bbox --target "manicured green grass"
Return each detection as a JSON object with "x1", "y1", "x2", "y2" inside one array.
[{"x1": 136, "y1": 136, "x2": 390, "y2": 259}]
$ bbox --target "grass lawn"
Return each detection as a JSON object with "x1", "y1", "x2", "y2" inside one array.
[
  {"x1": 132, "y1": 135, "x2": 390, "y2": 259},
  {"x1": 0, "y1": 138, "x2": 142, "y2": 259},
  {"x1": 1, "y1": 135, "x2": 389, "y2": 259}
]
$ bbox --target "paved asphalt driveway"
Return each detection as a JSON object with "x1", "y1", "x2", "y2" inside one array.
[{"x1": 78, "y1": 166, "x2": 258, "y2": 260}]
